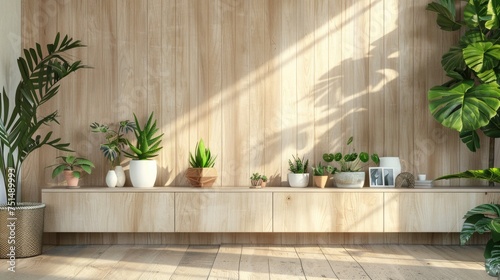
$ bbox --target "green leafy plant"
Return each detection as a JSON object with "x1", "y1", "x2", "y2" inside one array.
[
  {"x1": 90, "y1": 120, "x2": 136, "y2": 167},
  {"x1": 250, "y1": 173, "x2": 263, "y2": 181},
  {"x1": 460, "y1": 204, "x2": 500, "y2": 276},
  {"x1": 435, "y1": 167, "x2": 500, "y2": 183},
  {"x1": 323, "y1": 136, "x2": 379, "y2": 173},
  {"x1": 123, "y1": 112, "x2": 163, "y2": 160},
  {"x1": 427, "y1": 0, "x2": 500, "y2": 175},
  {"x1": 288, "y1": 155, "x2": 309, "y2": 174},
  {"x1": 311, "y1": 162, "x2": 334, "y2": 176},
  {"x1": 0, "y1": 33, "x2": 87, "y2": 203},
  {"x1": 261, "y1": 175, "x2": 268, "y2": 182},
  {"x1": 50, "y1": 155, "x2": 95, "y2": 179},
  {"x1": 189, "y1": 138, "x2": 216, "y2": 168}
]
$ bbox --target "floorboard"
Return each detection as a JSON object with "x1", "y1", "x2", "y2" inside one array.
[{"x1": 0, "y1": 244, "x2": 491, "y2": 279}]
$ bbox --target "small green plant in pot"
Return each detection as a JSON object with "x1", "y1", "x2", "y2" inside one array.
[
  {"x1": 460, "y1": 204, "x2": 500, "y2": 277},
  {"x1": 123, "y1": 112, "x2": 163, "y2": 188},
  {"x1": 250, "y1": 172, "x2": 268, "y2": 188},
  {"x1": 186, "y1": 138, "x2": 217, "y2": 187},
  {"x1": 287, "y1": 155, "x2": 310, "y2": 188},
  {"x1": 50, "y1": 155, "x2": 95, "y2": 188},
  {"x1": 311, "y1": 162, "x2": 334, "y2": 188},
  {"x1": 323, "y1": 136, "x2": 379, "y2": 188}
]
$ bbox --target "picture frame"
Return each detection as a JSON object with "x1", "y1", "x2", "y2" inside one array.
[{"x1": 369, "y1": 167, "x2": 395, "y2": 187}]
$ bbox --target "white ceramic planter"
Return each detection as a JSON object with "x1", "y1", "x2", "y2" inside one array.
[
  {"x1": 287, "y1": 173, "x2": 310, "y2": 188},
  {"x1": 333, "y1": 172, "x2": 365, "y2": 188},
  {"x1": 114, "y1": 165, "x2": 126, "y2": 187},
  {"x1": 106, "y1": 170, "x2": 118, "y2": 188},
  {"x1": 129, "y1": 160, "x2": 157, "y2": 188}
]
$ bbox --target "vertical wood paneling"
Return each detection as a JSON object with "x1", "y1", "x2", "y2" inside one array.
[{"x1": 17, "y1": 0, "x2": 495, "y2": 198}]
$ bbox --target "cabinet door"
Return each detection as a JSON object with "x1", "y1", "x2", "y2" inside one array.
[
  {"x1": 273, "y1": 192, "x2": 384, "y2": 232},
  {"x1": 175, "y1": 192, "x2": 273, "y2": 232},
  {"x1": 43, "y1": 192, "x2": 175, "y2": 232},
  {"x1": 384, "y1": 192, "x2": 500, "y2": 232}
]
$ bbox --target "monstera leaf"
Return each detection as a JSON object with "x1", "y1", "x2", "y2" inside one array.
[
  {"x1": 426, "y1": 0, "x2": 462, "y2": 31},
  {"x1": 428, "y1": 80, "x2": 500, "y2": 132}
]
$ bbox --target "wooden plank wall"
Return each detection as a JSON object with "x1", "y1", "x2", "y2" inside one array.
[{"x1": 19, "y1": 0, "x2": 496, "y2": 202}]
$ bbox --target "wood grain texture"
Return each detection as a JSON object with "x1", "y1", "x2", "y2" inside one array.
[
  {"x1": 175, "y1": 192, "x2": 273, "y2": 232},
  {"x1": 273, "y1": 192, "x2": 384, "y2": 232},
  {"x1": 42, "y1": 192, "x2": 175, "y2": 232},
  {"x1": 384, "y1": 192, "x2": 500, "y2": 232},
  {"x1": 18, "y1": 0, "x2": 497, "y2": 204}
]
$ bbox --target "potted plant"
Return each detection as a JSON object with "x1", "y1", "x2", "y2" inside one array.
[
  {"x1": 311, "y1": 162, "x2": 333, "y2": 188},
  {"x1": 460, "y1": 203, "x2": 500, "y2": 277},
  {"x1": 287, "y1": 155, "x2": 310, "y2": 187},
  {"x1": 123, "y1": 112, "x2": 163, "y2": 188},
  {"x1": 250, "y1": 172, "x2": 267, "y2": 188},
  {"x1": 323, "y1": 136, "x2": 379, "y2": 188},
  {"x1": 0, "y1": 33, "x2": 87, "y2": 257},
  {"x1": 90, "y1": 120, "x2": 136, "y2": 187},
  {"x1": 186, "y1": 138, "x2": 217, "y2": 187},
  {"x1": 50, "y1": 155, "x2": 95, "y2": 188},
  {"x1": 427, "y1": 0, "x2": 500, "y2": 185}
]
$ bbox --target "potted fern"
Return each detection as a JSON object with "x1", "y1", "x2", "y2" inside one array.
[
  {"x1": 123, "y1": 112, "x2": 163, "y2": 188},
  {"x1": 323, "y1": 136, "x2": 379, "y2": 188},
  {"x1": 0, "y1": 33, "x2": 87, "y2": 257},
  {"x1": 186, "y1": 138, "x2": 217, "y2": 187},
  {"x1": 287, "y1": 155, "x2": 310, "y2": 187}
]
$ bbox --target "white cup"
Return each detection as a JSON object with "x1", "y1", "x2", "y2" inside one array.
[{"x1": 417, "y1": 174, "x2": 426, "y2": 181}]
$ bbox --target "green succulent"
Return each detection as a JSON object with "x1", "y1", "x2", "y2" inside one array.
[
  {"x1": 311, "y1": 162, "x2": 334, "y2": 176},
  {"x1": 123, "y1": 112, "x2": 163, "y2": 160},
  {"x1": 288, "y1": 155, "x2": 309, "y2": 174},
  {"x1": 189, "y1": 138, "x2": 216, "y2": 168}
]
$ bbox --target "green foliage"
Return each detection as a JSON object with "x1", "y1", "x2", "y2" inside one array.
[
  {"x1": 250, "y1": 173, "x2": 268, "y2": 182},
  {"x1": 461, "y1": 203, "x2": 500, "y2": 276},
  {"x1": 427, "y1": 0, "x2": 500, "y2": 153},
  {"x1": 0, "y1": 33, "x2": 87, "y2": 203},
  {"x1": 90, "y1": 120, "x2": 136, "y2": 167},
  {"x1": 322, "y1": 136, "x2": 379, "y2": 173},
  {"x1": 311, "y1": 162, "x2": 334, "y2": 176},
  {"x1": 435, "y1": 167, "x2": 500, "y2": 183},
  {"x1": 50, "y1": 155, "x2": 95, "y2": 179},
  {"x1": 288, "y1": 155, "x2": 309, "y2": 174},
  {"x1": 189, "y1": 138, "x2": 216, "y2": 168},
  {"x1": 123, "y1": 112, "x2": 163, "y2": 160}
]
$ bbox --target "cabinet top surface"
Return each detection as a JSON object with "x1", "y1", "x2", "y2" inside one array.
[{"x1": 41, "y1": 186, "x2": 500, "y2": 193}]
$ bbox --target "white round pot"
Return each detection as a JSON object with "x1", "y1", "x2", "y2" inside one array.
[
  {"x1": 333, "y1": 172, "x2": 365, "y2": 188},
  {"x1": 287, "y1": 173, "x2": 310, "y2": 188},
  {"x1": 379, "y1": 157, "x2": 402, "y2": 180},
  {"x1": 129, "y1": 160, "x2": 157, "y2": 188}
]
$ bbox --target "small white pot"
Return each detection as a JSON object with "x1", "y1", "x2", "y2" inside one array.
[
  {"x1": 287, "y1": 173, "x2": 310, "y2": 188},
  {"x1": 333, "y1": 172, "x2": 365, "y2": 188},
  {"x1": 129, "y1": 160, "x2": 157, "y2": 188},
  {"x1": 114, "y1": 166, "x2": 126, "y2": 187}
]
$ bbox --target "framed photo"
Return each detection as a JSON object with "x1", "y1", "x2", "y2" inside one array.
[{"x1": 369, "y1": 167, "x2": 395, "y2": 187}]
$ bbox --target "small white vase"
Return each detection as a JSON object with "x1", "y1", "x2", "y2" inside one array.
[
  {"x1": 114, "y1": 166, "x2": 126, "y2": 187},
  {"x1": 106, "y1": 170, "x2": 118, "y2": 188}
]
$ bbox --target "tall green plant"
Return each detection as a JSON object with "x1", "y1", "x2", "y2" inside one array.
[
  {"x1": 427, "y1": 0, "x2": 500, "y2": 173},
  {"x1": 0, "y1": 33, "x2": 87, "y2": 204}
]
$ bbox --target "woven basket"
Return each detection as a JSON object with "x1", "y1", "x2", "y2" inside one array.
[
  {"x1": 0, "y1": 202, "x2": 45, "y2": 258},
  {"x1": 185, "y1": 168, "x2": 217, "y2": 187}
]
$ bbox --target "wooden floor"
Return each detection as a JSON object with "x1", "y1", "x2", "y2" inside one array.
[{"x1": 0, "y1": 245, "x2": 491, "y2": 279}]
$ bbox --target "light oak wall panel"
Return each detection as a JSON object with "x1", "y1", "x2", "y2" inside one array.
[{"x1": 20, "y1": 0, "x2": 494, "y2": 202}]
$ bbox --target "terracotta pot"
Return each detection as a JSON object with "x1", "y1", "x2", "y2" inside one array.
[
  {"x1": 64, "y1": 170, "x2": 79, "y2": 188},
  {"x1": 186, "y1": 168, "x2": 217, "y2": 187},
  {"x1": 313, "y1": 175, "x2": 329, "y2": 188}
]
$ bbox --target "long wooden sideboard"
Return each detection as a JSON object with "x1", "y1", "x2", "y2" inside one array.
[{"x1": 41, "y1": 186, "x2": 500, "y2": 235}]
